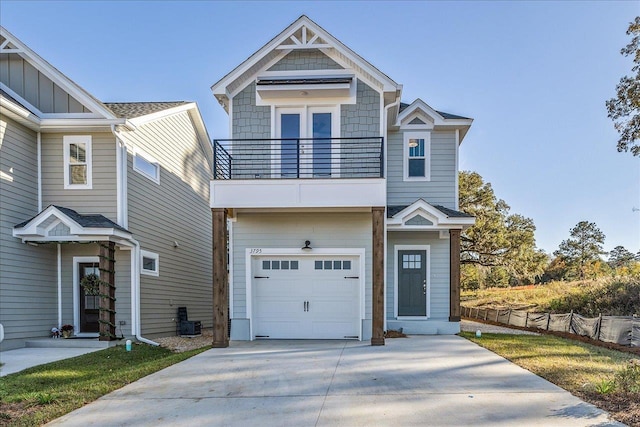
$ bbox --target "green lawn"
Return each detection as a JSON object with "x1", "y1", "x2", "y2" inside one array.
[{"x1": 0, "y1": 343, "x2": 210, "y2": 426}]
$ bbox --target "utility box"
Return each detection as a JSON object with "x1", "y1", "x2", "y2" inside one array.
[{"x1": 177, "y1": 307, "x2": 201, "y2": 336}]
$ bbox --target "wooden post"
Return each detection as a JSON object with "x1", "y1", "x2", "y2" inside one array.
[
  {"x1": 99, "y1": 241, "x2": 116, "y2": 341},
  {"x1": 371, "y1": 206, "x2": 385, "y2": 346},
  {"x1": 212, "y1": 208, "x2": 229, "y2": 348},
  {"x1": 449, "y1": 229, "x2": 461, "y2": 322}
]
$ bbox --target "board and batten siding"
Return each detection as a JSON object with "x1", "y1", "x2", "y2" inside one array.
[
  {"x1": 40, "y1": 132, "x2": 118, "y2": 220},
  {"x1": 0, "y1": 53, "x2": 90, "y2": 114},
  {"x1": 232, "y1": 211, "x2": 373, "y2": 321},
  {"x1": 124, "y1": 111, "x2": 213, "y2": 337},
  {"x1": 0, "y1": 115, "x2": 58, "y2": 349},
  {"x1": 386, "y1": 130, "x2": 457, "y2": 208},
  {"x1": 386, "y1": 231, "x2": 450, "y2": 320}
]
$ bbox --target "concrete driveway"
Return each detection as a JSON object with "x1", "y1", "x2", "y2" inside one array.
[{"x1": 48, "y1": 336, "x2": 622, "y2": 427}]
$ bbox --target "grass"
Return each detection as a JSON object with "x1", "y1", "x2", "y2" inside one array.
[
  {"x1": 461, "y1": 277, "x2": 640, "y2": 316},
  {"x1": 0, "y1": 343, "x2": 210, "y2": 426},
  {"x1": 461, "y1": 332, "x2": 640, "y2": 425}
]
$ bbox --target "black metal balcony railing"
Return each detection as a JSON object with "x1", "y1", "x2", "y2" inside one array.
[{"x1": 213, "y1": 137, "x2": 384, "y2": 180}]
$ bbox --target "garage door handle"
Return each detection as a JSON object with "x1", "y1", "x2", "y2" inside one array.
[
  {"x1": 254, "y1": 276, "x2": 269, "y2": 279},
  {"x1": 344, "y1": 276, "x2": 359, "y2": 279}
]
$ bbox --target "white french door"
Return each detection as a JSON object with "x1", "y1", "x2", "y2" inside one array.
[{"x1": 275, "y1": 106, "x2": 339, "y2": 178}]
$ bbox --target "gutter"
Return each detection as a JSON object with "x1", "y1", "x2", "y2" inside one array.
[{"x1": 128, "y1": 238, "x2": 159, "y2": 346}]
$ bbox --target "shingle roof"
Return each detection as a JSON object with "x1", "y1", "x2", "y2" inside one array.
[
  {"x1": 103, "y1": 102, "x2": 189, "y2": 119},
  {"x1": 387, "y1": 204, "x2": 473, "y2": 219},
  {"x1": 15, "y1": 205, "x2": 129, "y2": 232},
  {"x1": 398, "y1": 101, "x2": 470, "y2": 120}
]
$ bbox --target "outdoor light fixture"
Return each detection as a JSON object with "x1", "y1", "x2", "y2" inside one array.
[
  {"x1": 301, "y1": 240, "x2": 312, "y2": 250},
  {"x1": 408, "y1": 139, "x2": 419, "y2": 148}
]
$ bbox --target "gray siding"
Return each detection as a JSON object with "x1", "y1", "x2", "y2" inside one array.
[
  {"x1": 232, "y1": 82, "x2": 271, "y2": 140},
  {"x1": 0, "y1": 53, "x2": 90, "y2": 113},
  {"x1": 386, "y1": 130, "x2": 457, "y2": 208},
  {"x1": 41, "y1": 132, "x2": 118, "y2": 220},
  {"x1": 267, "y1": 50, "x2": 343, "y2": 71},
  {"x1": 59, "y1": 244, "x2": 133, "y2": 337},
  {"x1": 386, "y1": 232, "x2": 450, "y2": 320},
  {"x1": 0, "y1": 116, "x2": 57, "y2": 350},
  {"x1": 232, "y1": 212, "x2": 372, "y2": 319},
  {"x1": 341, "y1": 80, "x2": 380, "y2": 138},
  {"x1": 124, "y1": 111, "x2": 213, "y2": 337}
]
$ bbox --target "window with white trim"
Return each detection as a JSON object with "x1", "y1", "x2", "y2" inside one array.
[
  {"x1": 133, "y1": 150, "x2": 160, "y2": 183},
  {"x1": 403, "y1": 132, "x2": 430, "y2": 181},
  {"x1": 63, "y1": 136, "x2": 92, "y2": 189},
  {"x1": 141, "y1": 250, "x2": 159, "y2": 276}
]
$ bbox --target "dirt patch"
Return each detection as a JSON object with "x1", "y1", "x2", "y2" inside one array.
[
  {"x1": 384, "y1": 329, "x2": 407, "y2": 338},
  {"x1": 0, "y1": 402, "x2": 39, "y2": 426},
  {"x1": 576, "y1": 391, "x2": 640, "y2": 427},
  {"x1": 155, "y1": 328, "x2": 213, "y2": 353}
]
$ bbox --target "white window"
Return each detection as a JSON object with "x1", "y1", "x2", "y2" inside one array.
[
  {"x1": 141, "y1": 250, "x2": 159, "y2": 276},
  {"x1": 133, "y1": 150, "x2": 160, "y2": 183},
  {"x1": 403, "y1": 132, "x2": 430, "y2": 181},
  {"x1": 63, "y1": 136, "x2": 92, "y2": 189}
]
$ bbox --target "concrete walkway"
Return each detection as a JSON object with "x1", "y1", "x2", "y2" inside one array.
[
  {"x1": 0, "y1": 346, "x2": 105, "y2": 376},
  {"x1": 48, "y1": 336, "x2": 622, "y2": 427}
]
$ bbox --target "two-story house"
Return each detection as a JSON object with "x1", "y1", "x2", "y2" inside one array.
[
  {"x1": 209, "y1": 16, "x2": 474, "y2": 347},
  {"x1": 0, "y1": 26, "x2": 213, "y2": 350}
]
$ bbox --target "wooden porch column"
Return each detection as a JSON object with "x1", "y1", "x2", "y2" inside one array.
[
  {"x1": 449, "y1": 229, "x2": 461, "y2": 322},
  {"x1": 99, "y1": 241, "x2": 116, "y2": 341},
  {"x1": 371, "y1": 206, "x2": 385, "y2": 346},
  {"x1": 212, "y1": 208, "x2": 229, "y2": 348}
]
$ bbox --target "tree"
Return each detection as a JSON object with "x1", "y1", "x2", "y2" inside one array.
[
  {"x1": 554, "y1": 221, "x2": 606, "y2": 280},
  {"x1": 459, "y1": 171, "x2": 546, "y2": 288},
  {"x1": 606, "y1": 16, "x2": 640, "y2": 156},
  {"x1": 608, "y1": 245, "x2": 638, "y2": 268}
]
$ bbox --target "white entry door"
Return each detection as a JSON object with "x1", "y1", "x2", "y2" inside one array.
[{"x1": 253, "y1": 256, "x2": 360, "y2": 339}]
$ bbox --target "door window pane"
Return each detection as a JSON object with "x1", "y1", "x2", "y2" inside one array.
[
  {"x1": 312, "y1": 113, "x2": 331, "y2": 177},
  {"x1": 281, "y1": 114, "x2": 300, "y2": 178}
]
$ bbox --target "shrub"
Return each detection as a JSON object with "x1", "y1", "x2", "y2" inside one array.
[{"x1": 615, "y1": 359, "x2": 640, "y2": 393}]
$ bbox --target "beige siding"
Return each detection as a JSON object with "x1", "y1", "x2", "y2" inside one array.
[
  {"x1": 387, "y1": 130, "x2": 457, "y2": 208},
  {"x1": 387, "y1": 231, "x2": 450, "y2": 320},
  {"x1": 41, "y1": 132, "x2": 118, "y2": 220},
  {"x1": 232, "y1": 212, "x2": 372, "y2": 319},
  {"x1": 0, "y1": 116, "x2": 57, "y2": 349},
  {"x1": 123, "y1": 111, "x2": 213, "y2": 337},
  {"x1": 0, "y1": 53, "x2": 91, "y2": 113}
]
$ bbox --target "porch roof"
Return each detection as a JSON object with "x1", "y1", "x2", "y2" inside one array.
[
  {"x1": 387, "y1": 200, "x2": 475, "y2": 230},
  {"x1": 13, "y1": 205, "x2": 132, "y2": 244}
]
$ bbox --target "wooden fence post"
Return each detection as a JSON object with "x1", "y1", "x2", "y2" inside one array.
[
  {"x1": 546, "y1": 312, "x2": 551, "y2": 331},
  {"x1": 596, "y1": 313, "x2": 603, "y2": 341}
]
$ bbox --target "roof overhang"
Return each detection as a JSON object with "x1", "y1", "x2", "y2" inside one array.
[
  {"x1": 387, "y1": 199, "x2": 475, "y2": 231},
  {"x1": 211, "y1": 15, "x2": 402, "y2": 113},
  {"x1": 396, "y1": 99, "x2": 473, "y2": 143},
  {"x1": 13, "y1": 205, "x2": 133, "y2": 244}
]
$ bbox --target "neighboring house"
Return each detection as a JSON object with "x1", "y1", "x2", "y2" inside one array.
[
  {"x1": 0, "y1": 26, "x2": 213, "y2": 350},
  {"x1": 209, "y1": 16, "x2": 475, "y2": 347}
]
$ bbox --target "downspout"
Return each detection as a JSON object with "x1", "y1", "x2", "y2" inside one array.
[
  {"x1": 381, "y1": 98, "x2": 400, "y2": 334},
  {"x1": 37, "y1": 132, "x2": 42, "y2": 211},
  {"x1": 129, "y1": 238, "x2": 158, "y2": 346},
  {"x1": 57, "y1": 243, "x2": 62, "y2": 328}
]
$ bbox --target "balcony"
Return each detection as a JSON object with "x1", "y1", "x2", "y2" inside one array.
[{"x1": 211, "y1": 137, "x2": 386, "y2": 209}]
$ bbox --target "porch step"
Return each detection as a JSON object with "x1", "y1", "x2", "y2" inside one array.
[{"x1": 25, "y1": 339, "x2": 115, "y2": 349}]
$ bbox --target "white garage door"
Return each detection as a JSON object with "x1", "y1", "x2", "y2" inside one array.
[{"x1": 253, "y1": 256, "x2": 360, "y2": 339}]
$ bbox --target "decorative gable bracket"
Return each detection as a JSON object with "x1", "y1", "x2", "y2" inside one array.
[{"x1": 387, "y1": 199, "x2": 475, "y2": 231}]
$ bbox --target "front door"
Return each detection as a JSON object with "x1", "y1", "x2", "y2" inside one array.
[
  {"x1": 398, "y1": 250, "x2": 427, "y2": 316},
  {"x1": 79, "y1": 262, "x2": 100, "y2": 333},
  {"x1": 276, "y1": 107, "x2": 334, "y2": 178}
]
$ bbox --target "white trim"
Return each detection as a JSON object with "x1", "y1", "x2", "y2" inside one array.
[
  {"x1": 455, "y1": 129, "x2": 460, "y2": 210},
  {"x1": 63, "y1": 135, "x2": 92, "y2": 189},
  {"x1": 228, "y1": 218, "x2": 235, "y2": 319},
  {"x1": 140, "y1": 250, "x2": 159, "y2": 276},
  {"x1": 133, "y1": 148, "x2": 160, "y2": 184},
  {"x1": 115, "y1": 135, "x2": 124, "y2": 225},
  {"x1": 37, "y1": 132, "x2": 42, "y2": 211},
  {"x1": 57, "y1": 243, "x2": 62, "y2": 329},
  {"x1": 73, "y1": 256, "x2": 100, "y2": 336},
  {"x1": 386, "y1": 199, "x2": 475, "y2": 229},
  {"x1": 403, "y1": 131, "x2": 431, "y2": 182},
  {"x1": 393, "y1": 245, "x2": 430, "y2": 319},
  {"x1": 245, "y1": 247, "x2": 365, "y2": 341}
]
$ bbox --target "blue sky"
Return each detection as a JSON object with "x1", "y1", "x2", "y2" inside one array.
[{"x1": 2, "y1": 1, "x2": 638, "y2": 255}]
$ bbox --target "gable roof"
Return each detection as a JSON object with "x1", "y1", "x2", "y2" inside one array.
[
  {"x1": 211, "y1": 15, "x2": 402, "y2": 110},
  {"x1": 104, "y1": 102, "x2": 190, "y2": 119},
  {"x1": 13, "y1": 205, "x2": 132, "y2": 243},
  {"x1": 399, "y1": 102, "x2": 470, "y2": 120},
  {"x1": 387, "y1": 199, "x2": 475, "y2": 230},
  {"x1": 397, "y1": 99, "x2": 473, "y2": 142}
]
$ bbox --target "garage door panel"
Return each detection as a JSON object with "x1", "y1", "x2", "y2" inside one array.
[{"x1": 253, "y1": 256, "x2": 360, "y2": 340}]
